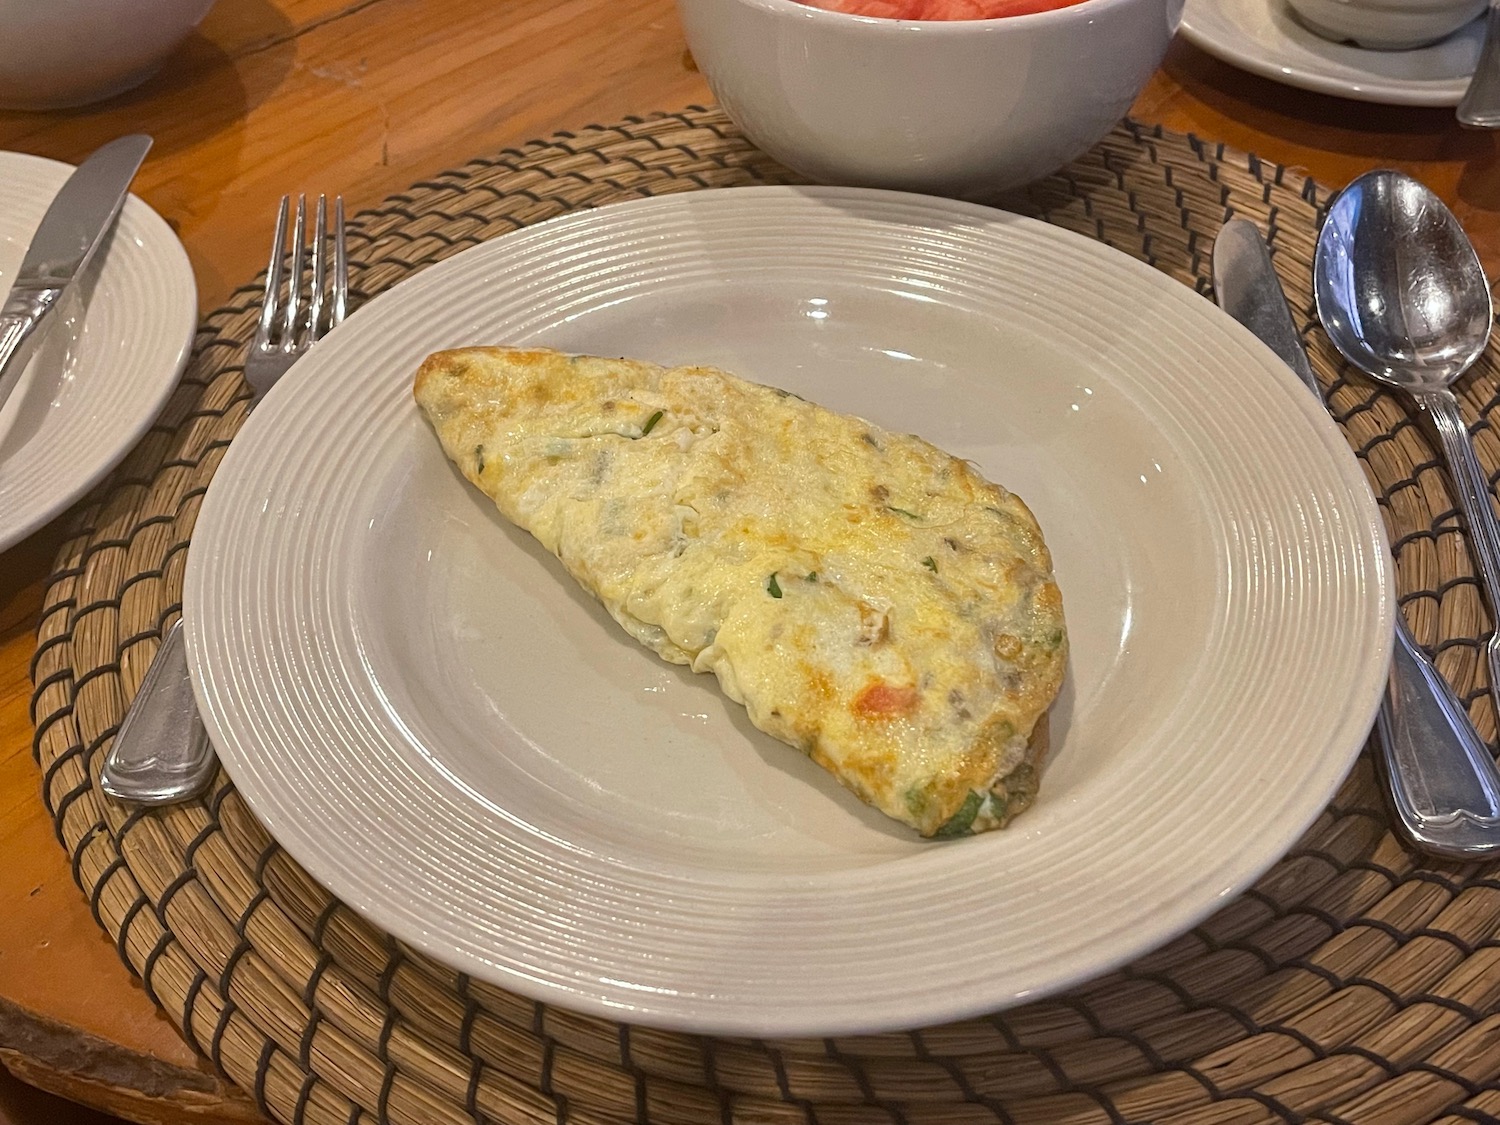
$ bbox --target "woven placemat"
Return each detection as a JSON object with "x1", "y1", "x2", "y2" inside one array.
[{"x1": 29, "y1": 107, "x2": 1500, "y2": 1125}]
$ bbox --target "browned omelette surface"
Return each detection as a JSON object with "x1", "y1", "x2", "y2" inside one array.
[{"x1": 415, "y1": 346, "x2": 1066, "y2": 836}]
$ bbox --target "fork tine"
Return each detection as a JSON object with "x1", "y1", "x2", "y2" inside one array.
[
  {"x1": 308, "y1": 195, "x2": 328, "y2": 342},
  {"x1": 282, "y1": 195, "x2": 307, "y2": 347},
  {"x1": 255, "y1": 196, "x2": 290, "y2": 348},
  {"x1": 332, "y1": 196, "x2": 348, "y2": 326}
]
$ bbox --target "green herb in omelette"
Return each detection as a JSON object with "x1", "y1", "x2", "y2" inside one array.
[
  {"x1": 640, "y1": 410, "x2": 663, "y2": 436},
  {"x1": 922, "y1": 556, "x2": 937, "y2": 572},
  {"x1": 767, "y1": 574, "x2": 782, "y2": 598},
  {"x1": 932, "y1": 791, "x2": 983, "y2": 839}
]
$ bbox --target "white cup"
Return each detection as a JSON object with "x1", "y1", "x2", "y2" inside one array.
[
  {"x1": 678, "y1": 0, "x2": 1186, "y2": 195},
  {"x1": 0, "y1": 0, "x2": 218, "y2": 111},
  {"x1": 1284, "y1": 0, "x2": 1486, "y2": 49}
]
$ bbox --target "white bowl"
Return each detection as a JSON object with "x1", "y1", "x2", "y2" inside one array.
[
  {"x1": 677, "y1": 0, "x2": 1186, "y2": 194},
  {"x1": 0, "y1": 0, "x2": 218, "y2": 110},
  {"x1": 1285, "y1": 0, "x2": 1485, "y2": 49}
]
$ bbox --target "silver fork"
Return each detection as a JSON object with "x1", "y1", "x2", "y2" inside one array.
[
  {"x1": 100, "y1": 194, "x2": 350, "y2": 805},
  {"x1": 246, "y1": 194, "x2": 348, "y2": 398}
]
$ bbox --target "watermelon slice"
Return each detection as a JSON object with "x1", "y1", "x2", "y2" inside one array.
[{"x1": 798, "y1": 0, "x2": 1091, "y2": 18}]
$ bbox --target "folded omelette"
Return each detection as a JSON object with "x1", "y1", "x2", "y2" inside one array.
[{"x1": 413, "y1": 346, "x2": 1066, "y2": 837}]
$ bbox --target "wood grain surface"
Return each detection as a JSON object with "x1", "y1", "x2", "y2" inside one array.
[{"x1": 0, "y1": 1, "x2": 1496, "y2": 1121}]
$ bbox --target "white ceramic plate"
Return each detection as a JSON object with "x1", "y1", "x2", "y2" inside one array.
[
  {"x1": 185, "y1": 187, "x2": 1393, "y2": 1037},
  {"x1": 1181, "y1": 0, "x2": 1484, "y2": 106},
  {"x1": 0, "y1": 151, "x2": 196, "y2": 553}
]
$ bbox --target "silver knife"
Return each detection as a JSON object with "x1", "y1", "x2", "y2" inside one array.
[
  {"x1": 1213, "y1": 218, "x2": 1500, "y2": 860},
  {"x1": 0, "y1": 134, "x2": 153, "y2": 418}
]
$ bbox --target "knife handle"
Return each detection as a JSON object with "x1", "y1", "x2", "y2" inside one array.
[{"x1": 0, "y1": 285, "x2": 61, "y2": 414}]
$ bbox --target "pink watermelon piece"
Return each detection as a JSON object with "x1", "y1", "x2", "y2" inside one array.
[{"x1": 798, "y1": 0, "x2": 1091, "y2": 17}]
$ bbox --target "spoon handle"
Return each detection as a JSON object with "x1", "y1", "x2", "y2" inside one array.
[
  {"x1": 1381, "y1": 612, "x2": 1500, "y2": 858},
  {"x1": 1415, "y1": 386, "x2": 1500, "y2": 723},
  {"x1": 1459, "y1": 4, "x2": 1500, "y2": 129}
]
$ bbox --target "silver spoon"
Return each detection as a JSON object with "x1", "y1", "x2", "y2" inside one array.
[
  {"x1": 1315, "y1": 168, "x2": 1500, "y2": 720},
  {"x1": 1458, "y1": 3, "x2": 1500, "y2": 128}
]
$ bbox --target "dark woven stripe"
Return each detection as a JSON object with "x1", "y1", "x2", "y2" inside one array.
[
  {"x1": 538, "y1": 1036, "x2": 570, "y2": 1125},
  {"x1": 85, "y1": 851, "x2": 125, "y2": 927},
  {"x1": 236, "y1": 887, "x2": 270, "y2": 937},
  {"x1": 764, "y1": 1040, "x2": 821, "y2": 1125},
  {"x1": 29, "y1": 701, "x2": 74, "y2": 760},
  {"x1": 113, "y1": 800, "x2": 152, "y2": 847},
  {"x1": 49, "y1": 777, "x2": 94, "y2": 845},
  {"x1": 1413, "y1": 1063, "x2": 1484, "y2": 1098},
  {"x1": 292, "y1": 1070, "x2": 319, "y2": 1125},
  {"x1": 297, "y1": 1006, "x2": 324, "y2": 1070},
  {"x1": 140, "y1": 928, "x2": 174, "y2": 1011},
  {"x1": 698, "y1": 1037, "x2": 735, "y2": 1125},
  {"x1": 253, "y1": 1037, "x2": 278, "y2": 1118},
  {"x1": 208, "y1": 997, "x2": 238, "y2": 1080},
  {"x1": 311, "y1": 896, "x2": 341, "y2": 946},
  {"x1": 253, "y1": 838, "x2": 279, "y2": 883},
  {"x1": 181, "y1": 969, "x2": 209, "y2": 1049},
  {"x1": 218, "y1": 938, "x2": 253, "y2": 998},
  {"x1": 113, "y1": 893, "x2": 150, "y2": 970},
  {"x1": 464, "y1": 1055, "x2": 484, "y2": 1123},
  {"x1": 456, "y1": 973, "x2": 480, "y2": 1056},
  {"x1": 822, "y1": 1038, "x2": 909, "y2": 1125},
  {"x1": 618, "y1": 1024, "x2": 650, "y2": 1125}
]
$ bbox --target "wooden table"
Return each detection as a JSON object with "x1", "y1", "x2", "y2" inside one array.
[{"x1": 0, "y1": 5, "x2": 1495, "y2": 1122}]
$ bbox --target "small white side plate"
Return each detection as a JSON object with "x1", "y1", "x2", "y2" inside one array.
[
  {"x1": 1181, "y1": 0, "x2": 1484, "y2": 106},
  {"x1": 0, "y1": 150, "x2": 196, "y2": 553}
]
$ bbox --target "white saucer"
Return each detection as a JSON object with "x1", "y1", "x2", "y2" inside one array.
[
  {"x1": 1180, "y1": 0, "x2": 1484, "y2": 106},
  {"x1": 0, "y1": 151, "x2": 197, "y2": 554}
]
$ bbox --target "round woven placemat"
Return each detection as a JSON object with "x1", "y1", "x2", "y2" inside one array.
[{"x1": 30, "y1": 107, "x2": 1500, "y2": 1125}]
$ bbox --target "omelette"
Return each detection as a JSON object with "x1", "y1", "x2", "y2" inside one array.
[{"x1": 413, "y1": 346, "x2": 1067, "y2": 837}]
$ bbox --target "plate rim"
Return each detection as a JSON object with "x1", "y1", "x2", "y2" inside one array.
[
  {"x1": 1179, "y1": 0, "x2": 1479, "y2": 107},
  {"x1": 185, "y1": 184, "x2": 1395, "y2": 1036},
  {"x1": 0, "y1": 149, "x2": 197, "y2": 553}
]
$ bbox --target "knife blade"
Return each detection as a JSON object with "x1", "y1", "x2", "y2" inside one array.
[
  {"x1": 1211, "y1": 219, "x2": 1320, "y2": 395},
  {"x1": 1213, "y1": 217, "x2": 1500, "y2": 860},
  {"x1": 0, "y1": 134, "x2": 153, "y2": 418}
]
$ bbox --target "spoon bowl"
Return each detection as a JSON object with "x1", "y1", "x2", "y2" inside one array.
[{"x1": 1315, "y1": 170, "x2": 1492, "y2": 391}]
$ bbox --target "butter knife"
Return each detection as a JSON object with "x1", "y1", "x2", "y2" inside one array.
[
  {"x1": 1213, "y1": 218, "x2": 1500, "y2": 860},
  {"x1": 0, "y1": 135, "x2": 153, "y2": 419}
]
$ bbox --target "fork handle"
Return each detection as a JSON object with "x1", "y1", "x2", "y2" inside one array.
[{"x1": 99, "y1": 620, "x2": 219, "y2": 804}]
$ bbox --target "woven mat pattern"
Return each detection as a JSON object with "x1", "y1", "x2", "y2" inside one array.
[{"x1": 29, "y1": 107, "x2": 1500, "y2": 1125}]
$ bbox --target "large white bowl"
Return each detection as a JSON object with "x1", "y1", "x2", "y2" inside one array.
[
  {"x1": 1284, "y1": 0, "x2": 1484, "y2": 49},
  {"x1": 677, "y1": 0, "x2": 1185, "y2": 194},
  {"x1": 0, "y1": 0, "x2": 217, "y2": 110}
]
